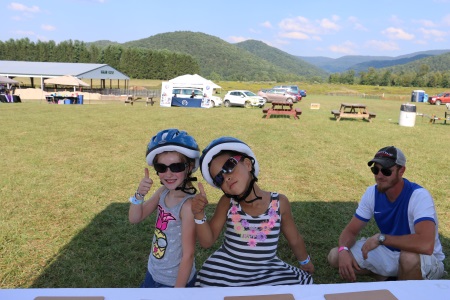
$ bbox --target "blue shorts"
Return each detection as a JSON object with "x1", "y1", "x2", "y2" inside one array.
[{"x1": 140, "y1": 270, "x2": 197, "y2": 288}]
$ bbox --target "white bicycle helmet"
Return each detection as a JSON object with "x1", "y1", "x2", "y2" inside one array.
[{"x1": 200, "y1": 136, "x2": 259, "y2": 188}]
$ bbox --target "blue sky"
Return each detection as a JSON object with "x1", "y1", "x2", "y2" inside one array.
[{"x1": 2, "y1": 0, "x2": 450, "y2": 58}]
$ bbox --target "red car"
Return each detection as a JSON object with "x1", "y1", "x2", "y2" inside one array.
[{"x1": 428, "y1": 92, "x2": 450, "y2": 105}]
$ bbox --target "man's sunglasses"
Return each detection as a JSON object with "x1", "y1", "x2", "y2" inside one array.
[
  {"x1": 212, "y1": 155, "x2": 243, "y2": 187},
  {"x1": 370, "y1": 166, "x2": 393, "y2": 177},
  {"x1": 154, "y1": 162, "x2": 188, "y2": 173}
]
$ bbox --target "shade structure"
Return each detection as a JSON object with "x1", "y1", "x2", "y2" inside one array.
[
  {"x1": 44, "y1": 75, "x2": 89, "y2": 87},
  {"x1": 0, "y1": 76, "x2": 19, "y2": 84}
]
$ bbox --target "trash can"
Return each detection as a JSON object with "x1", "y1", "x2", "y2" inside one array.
[
  {"x1": 64, "y1": 99, "x2": 71, "y2": 104},
  {"x1": 399, "y1": 103, "x2": 416, "y2": 127},
  {"x1": 77, "y1": 95, "x2": 84, "y2": 104}
]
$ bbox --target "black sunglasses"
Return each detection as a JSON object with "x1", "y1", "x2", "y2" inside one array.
[
  {"x1": 212, "y1": 155, "x2": 243, "y2": 187},
  {"x1": 370, "y1": 166, "x2": 393, "y2": 176},
  {"x1": 154, "y1": 162, "x2": 188, "y2": 173}
]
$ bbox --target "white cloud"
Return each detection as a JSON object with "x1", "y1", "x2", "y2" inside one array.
[
  {"x1": 389, "y1": 15, "x2": 403, "y2": 25},
  {"x1": 329, "y1": 41, "x2": 357, "y2": 55},
  {"x1": 41, "y1": 24, "x2": 56, "y2": 31},
  {"x1": 419, "y1": 28, "x2": 447, "y2": 41},
  {"x1": 228, "y1": 36, "x2": 248, "y2": 43},
  {"x1": 279, "y1": 31, "x2": 310, "y2": 40},
  {"x1": 415, "y1": 19, "x2": 438, "y2": 27},
  {"x1": 348, "y1": 16, "x2": 368, "y2": 31},
  {"x1": 365, "y1": 40, "x2": 399, "y2": 51},
  {"x1": 8, "y1": 2, "x2": 40, "y2": 13},
  {"x1": 382, "y1": 27, "x2": 415, "y2": 40},
  {"x1": 260, "y1": 21, "x2": 272, "y2": 29},
  {"x1": 14, "y1": 29, "x2": 36, "y2": 36},
  {"x1": 277, "y1": 15, "x2": 340, "y2": 42}
]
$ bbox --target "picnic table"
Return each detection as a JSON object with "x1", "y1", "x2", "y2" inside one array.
[
  {"x1": 331, "y1": 103, "x2": 376, "y2": 122},
  {"x1": 262, "y1": 101, "x2": 302, "y2": 119}
]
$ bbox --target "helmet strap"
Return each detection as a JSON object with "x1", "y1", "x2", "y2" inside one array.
[{"x1": 224, "y1": 175, "x2": 261, "y2": 203}]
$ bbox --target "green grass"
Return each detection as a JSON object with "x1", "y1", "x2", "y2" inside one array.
[{"x1": 1, "y1": 93, "x2": 449, "y2": 287}]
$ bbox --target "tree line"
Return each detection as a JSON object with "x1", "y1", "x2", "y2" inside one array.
[
  {"x1": 329, "y1": 66, "x2": 450, "y2": 88},
  {"x1": 0, "y1": 38, "x2": 200, "y2": 80}
]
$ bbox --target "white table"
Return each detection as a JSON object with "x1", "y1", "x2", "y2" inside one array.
[{"x1": 1, "y1": 280, "x2": 449, "y2": 300}]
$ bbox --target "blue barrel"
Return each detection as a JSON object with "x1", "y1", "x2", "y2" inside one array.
[
  {"x1": 64, "y1": 99, "x2": 71, "y2": 104},
  {"x1": 77, "y1": 95, "x2": 84, "y2": 104}
]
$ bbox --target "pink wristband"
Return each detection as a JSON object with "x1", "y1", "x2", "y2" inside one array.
[{"x1": 338, "y1": 246, "x2": 349, "y2": 253}]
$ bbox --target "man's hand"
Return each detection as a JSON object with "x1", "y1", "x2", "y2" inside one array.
[
  {"x1": 361, "y1": 234, "x2": 380, "y2": 260},
  {"x1": 338, "y1": 250, "x2": 360, "y2": 282},
  {"x1": 192, "y1": 183, "x2": 208, "y2": 219}
]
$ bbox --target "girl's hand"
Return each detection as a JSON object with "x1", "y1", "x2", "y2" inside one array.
[
  {"x1": 300, "y1": 261, "x2": 315, "y2": 274},
  {"x1": 192, "y1": 183, "x2": 208, "y2": 218},
  {"x1": 137, "y1": 168, "x2": 153, "y2": 197}
]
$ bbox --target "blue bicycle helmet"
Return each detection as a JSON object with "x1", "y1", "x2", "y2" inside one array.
[
  {"x1": 200, "y1": 136, "x2": 259, "y2": 188},
  {"x1": 146, "y1": 129, "x2": 200, "y2": 172}
]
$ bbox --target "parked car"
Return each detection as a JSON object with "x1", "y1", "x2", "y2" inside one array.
[
  {"x1": 428, "y1": 92, "x2": 450, "y2": 105},
  {"x1": 273, "y1": 85, "x2": 307, "y2": 97},
  {"x1": 223, "y1": 90, "x2": 266, "y2": 108},
  {"x1": 257, "y1": 88, "x2": 297, "y2": 103},
  {"x1": 172, "y1": 87, "x2": 222, "y2": 107}
]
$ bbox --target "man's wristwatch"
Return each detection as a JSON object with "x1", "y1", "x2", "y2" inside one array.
[{"x1": 378, "y1": 233, "x2": 386, "y2": 245}]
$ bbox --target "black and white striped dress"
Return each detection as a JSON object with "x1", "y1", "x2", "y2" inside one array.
[{"x1": 195, "y1": 192, "x2": 313, "y2": 287}]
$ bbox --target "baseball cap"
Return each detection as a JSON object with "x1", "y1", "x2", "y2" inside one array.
[{"x1": 367, "y1": 146, "x2": 406, "y2": 168}]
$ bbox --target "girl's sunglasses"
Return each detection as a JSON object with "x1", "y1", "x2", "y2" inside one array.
[
  {"x1": 370, "y1": 166, "x2": 393, "y2": 177},
  {"x1": 212, "y1": 155, "x2": 243, "y2": 187},
  {"x1": 154, "y1": 162, "x2": 188, "y2": 173}
]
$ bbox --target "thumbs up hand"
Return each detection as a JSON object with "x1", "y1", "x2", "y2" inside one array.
[
  {"x1": 192, "y1": 183, "x2": 208, "y2": 218},
  {"x1": 136, "y1": 168, "x2": 153, "y2": 199}
]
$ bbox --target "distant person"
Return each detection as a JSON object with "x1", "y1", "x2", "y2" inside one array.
[
  {"x1": 327, "y1": 146, "x2": 445, "y2": 282},
  {"x1": 192, "y1": 136, "x2": 314, "y2": 287},
  {"x1": 190, "y1": 92, "x2": 195, "y2": 98},
  {"x1": 128, "y1": 129, "x2": 200, "y2": 288}
]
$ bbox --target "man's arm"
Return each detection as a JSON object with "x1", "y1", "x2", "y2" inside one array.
[
  {"x1": 362, "y1": 220, "x2": 436, "y2": 259},
  {"x1": 338, "y1": 216, "x2": 367, "y2": 282}
]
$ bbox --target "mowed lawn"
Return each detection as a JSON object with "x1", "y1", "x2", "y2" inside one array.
[{"x1": 1, "y1": 95, "x2": 449, "y2": 287}]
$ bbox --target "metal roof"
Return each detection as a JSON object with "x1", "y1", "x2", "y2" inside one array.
[{"x1": 0, "y1": 60, "x2": 129, "y2": 80}]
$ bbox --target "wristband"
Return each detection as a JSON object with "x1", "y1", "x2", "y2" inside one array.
[
  {"x1": 194, "y1": 215, "x2": 207, "y2": 225},
  {"x1": 129, "y1": 195, "x2": 143, "y2": 205},
  {"x1": 135, "y1": 191, "x2": 145, "y2": 199},
  {"x1": 298, "y1": 255, "x2": 310, "y2": 265},
  {"x1": 338, "y1": 246, "x2": 349, "y2": 253}
]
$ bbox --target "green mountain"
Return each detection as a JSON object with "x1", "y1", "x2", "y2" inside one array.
[
  {"x1": 234, "y1": 39, "x2": 327, "y2": 78},
  {"x1": 381, "y1": 51, "x2": 450, "y2": 73},
  {"x1": 299, "y1": 50, "x2": 450, "y2": 73},
  {"x1": 91, "y1": 31, "x2": 327, "y2": 81}
]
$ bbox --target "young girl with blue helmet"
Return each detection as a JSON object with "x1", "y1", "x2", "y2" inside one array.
[
  {"x1": 128, "y1": 128, "x2": 199, "y2": 288},
  {"x1": 192, "y1": 136, "x2": 314, "y2": 287}
]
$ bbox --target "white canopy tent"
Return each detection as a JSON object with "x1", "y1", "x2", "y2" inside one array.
[
  {"x1": 169, "y1": 74, "x2": 221, "y2": 89},
  {"x1": 44, "y1": 75, "x2": 89, "y2": 92}
]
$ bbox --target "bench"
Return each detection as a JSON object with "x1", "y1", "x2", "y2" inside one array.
[
  {"x1": 125, "y1": 96, "x2": 155, "y2": 106},
  {"x1": 295, "y1": 108, "x2": 302, "y2": 116}
]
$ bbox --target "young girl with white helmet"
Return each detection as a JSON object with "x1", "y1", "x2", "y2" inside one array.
[
  {"x1": 128, "y1": 128, "x2": 200, "y2": 288},
  {"x1": 192, "y1": 136, "x2": 314, "y2": 287}
]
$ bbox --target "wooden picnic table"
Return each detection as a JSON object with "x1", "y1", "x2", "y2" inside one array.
[
  {"x1": 331, "y1": 103, "x2": 376, "y2": 122},
  {"x1": 262, "y1": 101, "x2": 302, "y2": 119}
]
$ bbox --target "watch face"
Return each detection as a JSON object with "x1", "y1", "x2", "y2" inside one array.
[{"x1": 379, "y1": 234, "x2": 385, "y2": 244}]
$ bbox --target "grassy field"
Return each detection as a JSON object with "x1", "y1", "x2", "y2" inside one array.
[{"x1": 1, "y1": 90, "x2": 449, "y2": 288}]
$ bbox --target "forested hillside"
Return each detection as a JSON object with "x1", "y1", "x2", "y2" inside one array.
[
  {"x1": 122, "y1": 31, "x2": 322, "y2": 81},
  {"x1": 234, "y1": 39, "x2": 327, "y2": 80}
]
